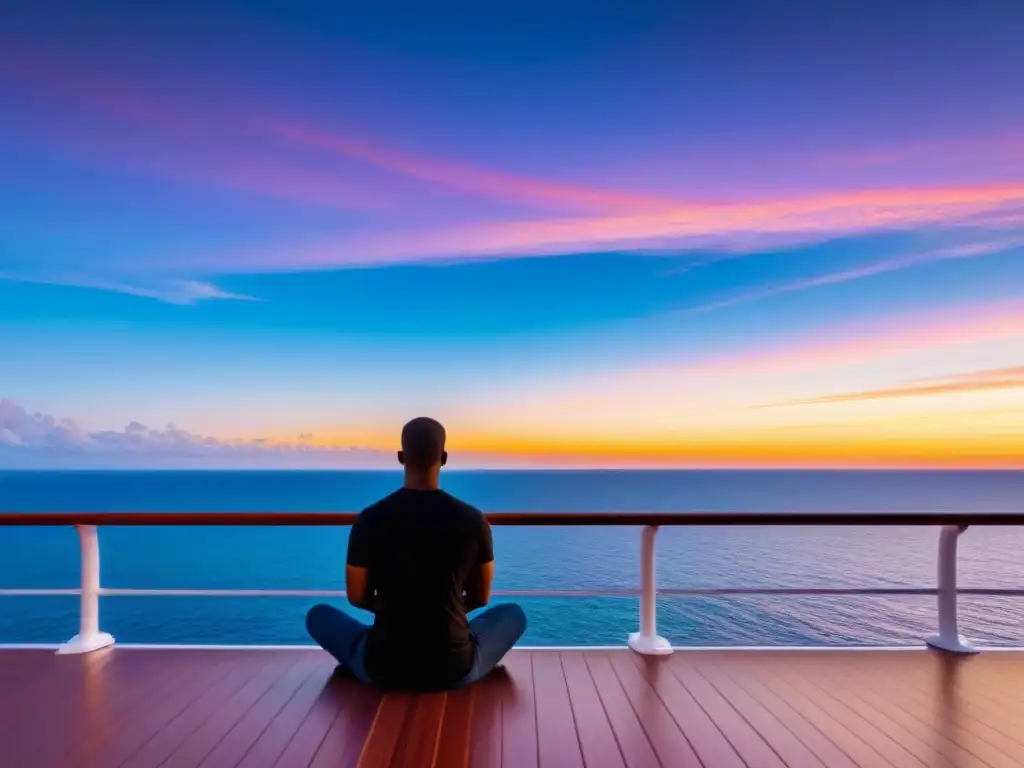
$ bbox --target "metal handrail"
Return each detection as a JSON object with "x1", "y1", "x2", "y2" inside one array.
[
  {"x1": 1, "y1": 511, "x2": 1023, "y2": 525},
  {"x1": 5, "y1": 587, "x2": 1023, "y2": 597},
  {"x1": 2, "y1": 512, "x2": 1021, "y2": 656}
]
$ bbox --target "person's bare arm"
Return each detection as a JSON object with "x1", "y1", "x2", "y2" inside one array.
[
  {"x1": 346, "y1": 513, "x2": 375, "y2": 611},
  {"x1": 464, "y1": 512, "x2": 495, "y2": 611},
  {"x1": 345, "y1": 564, "x2": 375, "y2": 612},
  {"x1": 464, "y1": 560, "x2": 494, "y2": 611}
]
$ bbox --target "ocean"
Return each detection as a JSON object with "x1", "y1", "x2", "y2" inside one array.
[{"x1": 1, "y1": 470, "x2": 1022, "y2": 647}]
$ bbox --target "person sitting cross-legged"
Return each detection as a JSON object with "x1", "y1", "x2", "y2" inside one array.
[{"x1": 305, "y1": 417, "x2": 527, "y2": 691}]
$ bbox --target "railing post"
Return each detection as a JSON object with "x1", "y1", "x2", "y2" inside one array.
[
  {"x1": 628, "y1": 525, "x2": 673, "y2": 655},
  {"x1": 56, "y1": 525, "x2": 115, "y2": 655},
  {"x1": 926, "y1": 525, "x2": 977, "y2": 654}
]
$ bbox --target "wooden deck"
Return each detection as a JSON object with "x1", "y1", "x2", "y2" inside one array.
[{"x1": 2, "y1": 648, "x2": 1024, "y2": 767}]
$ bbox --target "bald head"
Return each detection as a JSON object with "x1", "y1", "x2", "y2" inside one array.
[{"x1": 399, "y1": 417, "x2": 447, "y2": 471}]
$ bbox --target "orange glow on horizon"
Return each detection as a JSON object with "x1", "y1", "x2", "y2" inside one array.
[
  {"x1": 222, "y1": 297, "x2": 1023, "y2": 470},
  {"x1": 263, "y1": 418, "x2": 1024, "y2": 469}
]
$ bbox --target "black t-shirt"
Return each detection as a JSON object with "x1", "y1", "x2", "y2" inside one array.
[{"x1": 346, "y1": 488, "x2": 493, "y2": 690}]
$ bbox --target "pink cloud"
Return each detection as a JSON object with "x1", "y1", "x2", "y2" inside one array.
[
  {"x1": 0, "y1": 41, "x2": 394, "y2": 211},
  {"x1": 770, "y1": 366, "x2": 1024, "y2": 407},
  {"x1": 2, "y1": 41, "x2": 679, "y2": 216},
  {"x1": 0, "y1": 40, "x2": 203, "y2": 137},
  {"x1": 131, "y1": 145, "x2": 395, "y2": 211},
  {"x1": 15, "y1": 115, "x2": 397, "y2": 211},
  {"x1": 8, "y1": 40, "x2": 1024, "y2": 275},
  {"x1": 259, "y1": 118, "x2": 682, "y2": 213},
  {"x1": 172, "y1": 182, "x2": 1024, "y2": 273},
  {"x1": 811, "y1": 133, "x2": 1024, "y2": 169},
  {"x1": 482, "y1": 299, "x2": 1024, "y2": 418},
  {"x1": 680, "y1": 300, "x2": 1024, "y2": 380}
]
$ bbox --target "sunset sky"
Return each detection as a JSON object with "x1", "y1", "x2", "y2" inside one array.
[{"x1": 1, "y1": 0, "x2": 1022, "y2": 468}]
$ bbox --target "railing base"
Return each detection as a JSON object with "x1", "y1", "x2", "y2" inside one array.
[
  {"x1": 925, "y1": 634, "x2": 978, "y2": 655},
  {"x1": 56, "y1": 632, "x2": 115, "y2": 656},
  {"x1": 628, "y1": 632, "x2": 673, "y2": 656}
]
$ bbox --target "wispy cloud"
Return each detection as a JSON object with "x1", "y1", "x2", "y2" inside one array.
[
  {"x1": 174, "y1": 182, "x2": 1024, "y2": 273},
  {"x1": 677, "y1": 237, "x2": 1024, "y2": 315},
  {"x1": 549, "y1": 299, "x2": 1024, "y2": 398},
  {"x1": 260, "y1": 119, "x2": 681, "y2": 213},
  {"x1": 117, "y1": 279, "x2": 260, "y2": 305},
  {"x1": 692, "y1": 301, "x2": 1024, "y2": 379},
  {"x1": 458, "y1": 298, "x2": 1024, "y2": 446},
  {"x1": 2, "y1": 41, "x2": 678, "y2": 216},
  {"x1": 0, "y1": 273, "x2": 260, "y2": 305},
  {"x1": 8, "y1": 40, "x2": 1024, "y2": 277},
  {"x1": 0, "y1": 41, "x2": 395, "y2": 212},
  {"x1": 810, "y1": 133, "x2": 1024, "y2": 169},
  {"x1": 769, "y1": 366, "x2": 1024, "y2": 408}
]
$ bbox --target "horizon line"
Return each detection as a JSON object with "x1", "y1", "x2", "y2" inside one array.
[{"x1": 1, "y1": 466, "x2": 1021, "y2": 472}]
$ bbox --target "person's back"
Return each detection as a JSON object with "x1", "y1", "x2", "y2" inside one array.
[
  {"x1": 351, "y1": 487, "x2": 490, "y2": 689},
  {"x1": 305, "y1": 417, "x2": 527, "y2": 691}
]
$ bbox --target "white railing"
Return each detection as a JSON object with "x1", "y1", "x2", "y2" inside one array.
[
  {"x1": 928, "y1": 524, "x2": 973, "y2": 653},
  {"x1": 1, "y1": 512, "x2": 1021, "y2": 656}
]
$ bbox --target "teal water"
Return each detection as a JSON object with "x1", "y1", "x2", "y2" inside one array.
[{"x1": 1, "y1": 470, "x2": 1022, "y2": 646}]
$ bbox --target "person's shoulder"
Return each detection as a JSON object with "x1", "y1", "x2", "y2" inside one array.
[
  {"x1": 439, "y1": 490, "x2": 485, "y2": 519},
  {"x1": 357, "y1": 489, "x2": 405, "y2": 519}
]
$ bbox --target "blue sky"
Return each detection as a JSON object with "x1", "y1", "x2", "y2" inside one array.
[{"x1": 1, "y1": 0, "x2": 1023, "y2": 467}]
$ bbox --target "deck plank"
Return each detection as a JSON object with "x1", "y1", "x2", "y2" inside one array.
[
  {"x1": 354, "y1": 692, "x2": 415, "y2": 768},
  {"x1": 33, "y1": 650, "x2": 223, "y2": 768},
  {"x1": 582, "y1": 653, "x2": 660, "y2": 768},
  {"x1": 727, "y1": 654, "x2": 899, "y2": 768},
  {"x1": 686, "y1": 655, "x2": 829, "y2": 768},
  {"x1": 813, "y1": 657, "x2": 993, "y2": 768},
  {"x1": 665, "y1": 654, "x2": 788, "y2": 768},
  {"x1": 468, "y1": 671, "x2": 504, "y2": 768},
  {"x1": 560, "y1": 652, "x2": 627, "y2": 768},
  {"x1": 163, "y1": 652, "x2": 313, "y2": 768},
  {"x1": 0, "y1": 650, "x2": 120, "y2": 768},
  {"x1": 271, "y1": 673, "x2": 373, "y2": 767},
  {"x1": 532, "y1": 651, "x2": 586, "y2": 768},
  {"x1": 834, "y1": 653, "x2": 1024, "y2": 768},
  {"x1": 119, "y1": 652, "x2": 285, "y2": 768},
  {"x1": 435, "y1": 686, "x2": 475, "y2": 768},
  {"x1": 233, "y1": 660, "x2": 336, "y2": 768},
  {"x1": 843, "y1": 653, "x2": 1024, "y2": 757},
  {"x1": 706, "y1": 655, "x2": 863, "y2": 768},
  {"x1": 195, "y1": 655, "x2": 323, "y2": 768},
  {"x1": 791, "y1": 657, "x2": 971, "y2": 768},
  {"x1": 851, "y1": 651, "x2": 1024, "y2": 765},
  {"x1": 306, "y1": 679, "x2": 382, "y2": 768},
  {"x1": 605, "y1": 651, "x2": 703, "y2": 768},
  {"x1": 735, "y1": 654, "x2": 930, "y2": 768},
  {"x1": 139, "y1": 652, "x2": 307, "y2": 768},
  {"x1": 0, "y1": 648, "x2": 1023, "y2": 768},
  {"x1": 75, "y1": 651, "x2": 248, "y2": 768},
  {"x1": 390, "y1": 692, "x2": 449, "y2": 768},
  {"x1": 624, "y1": 652, "x2": 746, "y2": 768},
  {"x1": 500, "y1": 651, "x2": 539, "y2": 768}
]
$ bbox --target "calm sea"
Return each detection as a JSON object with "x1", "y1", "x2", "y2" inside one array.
[{"x1": 1, "y1": 470, "x2": 1022, "y2": 647}]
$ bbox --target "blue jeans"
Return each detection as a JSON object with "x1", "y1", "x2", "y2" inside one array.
[{"x1": 305, "y1": 602, "x2": 527, "y2": 688}]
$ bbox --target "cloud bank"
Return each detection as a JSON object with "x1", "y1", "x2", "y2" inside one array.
[{"x1": 0, "y1": 400, "x2": 389, "y2": 468}]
